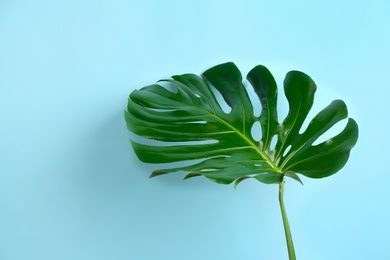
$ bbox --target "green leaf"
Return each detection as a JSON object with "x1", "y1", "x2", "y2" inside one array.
[{"x1": 125, "y1": 62, "x2": 358, "y2": 185}]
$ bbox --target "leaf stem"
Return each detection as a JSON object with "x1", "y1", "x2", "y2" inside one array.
[{"x1": 279, "y1": 178, "x2": 296, "y2": 260}]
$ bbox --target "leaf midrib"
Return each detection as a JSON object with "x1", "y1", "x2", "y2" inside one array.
[
  {"x1": 193, "y1": 104, "x2": 280, "y2": 173},
  {"x1": 279, "y1": 129, "x2": 319, "y2": 171},
  {"x1": 274, "y1": 101, "x2": 302, "y2": 166}
]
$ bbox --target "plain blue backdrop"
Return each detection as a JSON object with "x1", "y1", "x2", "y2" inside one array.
[{"x1": 1, "y1": 0, "x2": 389, "y2": 259}]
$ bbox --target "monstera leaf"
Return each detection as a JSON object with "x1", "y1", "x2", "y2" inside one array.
[
  {"x1": 125, "y1": 62, "x2": 358, "y2": 259},
  {"x1": 126, "y1": 62, "x2": 358, "y2": 186}
]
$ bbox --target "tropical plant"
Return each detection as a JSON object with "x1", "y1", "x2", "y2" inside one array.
[{"x1": 125, "y1": 62, "x2": 359, "y2": 259}]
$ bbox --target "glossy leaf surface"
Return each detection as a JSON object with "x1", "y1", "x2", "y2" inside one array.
[{"x1": 125, "y1": 62, "x2": 358, "y2": 186}]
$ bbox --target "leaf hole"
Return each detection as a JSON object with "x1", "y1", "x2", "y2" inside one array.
[
  {"x1": 147, "y1": 108, "x2": 177, "y2": 112},
  {"x1": 312, "y1": 119, "x2": 347, "y2": 146},
  {"x1": 244, "y1": 82, "x2": 262, "y2": 117},
  {"x1": 270, "y1": 135, "x2": 278, "y2": 151},
  {"x1": 251, "y1": 121, "x2": 262, "y2": 142},
  {"x1": 131, "y1": 132, "x2": 218, "y2": 146},
  {"x1": 283, "y1": 145, "x2": 292, "y2": 157},
  {"x1": 277, "y1": 78, "x2": 289, "y2": 123},
  {"x1": 157, "y1": 80, "x2": 178, "y2": 93},
  {"x1": 175, "y1": 120, "x2": 207, "y2": 125},
  {"x1": 209, "y1": 84, "x2": 232, "y2": 114},
  {"x1": 299, "y1": 108, "x2": 318, "y2": 134},
  {"x1": 299, "y1": 86, "x2": 335, "y2": 134}
]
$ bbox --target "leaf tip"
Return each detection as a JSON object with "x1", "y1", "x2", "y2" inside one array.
[
  {"x1": 183, "y1": 173, "x2": 202, "y2": 180},
  {"x1": 149, "y1": 170, "x2": 168, "y2": 178},
  {"x1": 233, "y1": 176, "x2": 251, "y2": 188},
  {"x1": 284, "y1": 171, "x2": 304, "y2": 185}
]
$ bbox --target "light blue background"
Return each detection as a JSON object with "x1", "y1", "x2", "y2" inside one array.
[{"x1": 1, "y1": 1, "x2": 389, "y2": 259}]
